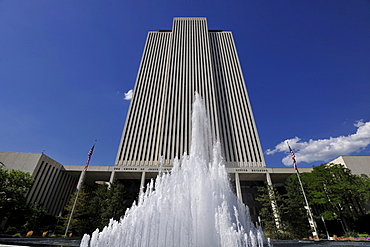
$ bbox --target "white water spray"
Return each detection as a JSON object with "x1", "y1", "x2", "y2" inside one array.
[{"x1": 80, "y1": 93, "x2": 265, "y2": 247}]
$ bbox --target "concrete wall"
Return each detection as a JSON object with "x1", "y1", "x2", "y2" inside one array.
[
  {"x1": 0, "y1": 152, "x2": 78, "y2": 216},
  {"x1": 330, "y1": 156, "x2": 370, "y2": 175}
]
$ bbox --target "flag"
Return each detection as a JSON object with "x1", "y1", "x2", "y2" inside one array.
[
  {"x1": 83, "y1": 142, "x2": 96, "y2": 171},
  {"x1": 287, "y1": 142, "x2": 297, "y2": 170}
]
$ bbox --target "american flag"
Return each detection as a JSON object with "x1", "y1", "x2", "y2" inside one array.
[
  {"x1": 83, "y1": 142, "x2": 96, "y2": 171},
  {"x1": 287, "y1": 143, "x2": 297, "y2": 170}
]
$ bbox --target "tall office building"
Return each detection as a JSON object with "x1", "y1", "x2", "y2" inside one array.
[
  {"x1": 0, "y1": 18, "x2": 321, "y2": 226},
  {"x1": 116, "y1": 17, "x2": 265, "y2": 168}
]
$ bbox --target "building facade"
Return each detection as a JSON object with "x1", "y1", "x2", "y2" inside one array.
[
  {"x1": 110, "y1": 17, "x2": 293, "y2": 222},
  {"x1": 116, "y1": 17, "x2": 265, "y2": 168},
  {"x1": 329, "y1": 156, "x2": 370, "y2": 175},
  {"x1": 0, "y1": 152, "x2": 78, "y2": 216}
]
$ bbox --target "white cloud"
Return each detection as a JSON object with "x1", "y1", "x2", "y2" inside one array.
[
  {"x1": 266, "y1": 120, "x2": 370, "y2": 166},
  {"x1": 354, "y1": 119, "x2": 365, "y2": 128},
  {"x1": 124, "y1": 89, "x2": 133, "y2": 100}
]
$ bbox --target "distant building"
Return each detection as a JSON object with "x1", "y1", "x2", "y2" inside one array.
[
  {"x1": 329, "y1": 156, "x2": 370, "y2": 175},
  {"x1": 0, "y1": 152, "x2": 78, "y2": 216},
  {"x1": 1, "y1": 151, "x2": 307, "y2": 221}
]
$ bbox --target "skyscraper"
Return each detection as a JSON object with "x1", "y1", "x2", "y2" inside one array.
[
  {"x1": 116, "y1": 17, "x2": 265, "y2": 168},
  {"x1": 0, "y1": 19, "x2": 317, "y2": 225}
]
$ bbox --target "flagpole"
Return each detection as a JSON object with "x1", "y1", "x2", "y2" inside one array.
[
  {"x1": 287, "y1": 142, "x2": 318, "y2": 239},
  {"x1": 64, "y1": 140, "x2": 96, "y2": 237}
]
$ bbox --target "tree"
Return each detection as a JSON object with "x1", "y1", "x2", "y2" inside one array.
[
  {"x1": 84, "y1": 184, "x2": 109, "y2": 233},
  {"x1": 283, "y1": 164, "x2": 370, "y2": 235},
  {"x1": 58, "y1": 181, "x2": 132, "y2": 236},
  {"x1": 258, "y1": 164, "x2": 370, "y2": 238},
  {"x1": 0, "y1": 168, "x2": 34, "y2": 230},
  {"x1": 105, "y1": 182, "x2": 129, "y2": 221},
  {"x1": 58, "y1": 188, "x2": 89, "y2": 236},
  {"x1": 284, "y1": 174, "x2": 312, "y2": 238},
  {"x1": 355, "y1": 174, "x2": 370, "y2": 202},
  {"x1": 256, "y1": 184, "x2": 293, "y2": 239},
  {"x1": 85, "y1": 181, "x2": 130, "y2": 233},
  {"x1": 24, "y1": 202, "x2": 47, "y2": 233},
  {"x1": 302, "y1": 164, "x2": 370, "y2": 232}
]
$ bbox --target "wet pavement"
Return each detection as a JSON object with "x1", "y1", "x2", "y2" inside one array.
[
  {"x1": 0, "y1": 238, "x2": 80, "y2": 247},
  {"x1": 269, "y1": 240, "x2": 370, "y2": 247}
]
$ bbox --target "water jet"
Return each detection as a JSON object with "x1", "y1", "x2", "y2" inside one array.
[{"x1": 80, "y1": 93, "x2": 265, "y2": 247}]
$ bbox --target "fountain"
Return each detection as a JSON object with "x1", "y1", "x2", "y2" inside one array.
[{"x1": 80, "y1": 93, "x2": 265, "y2": 247}]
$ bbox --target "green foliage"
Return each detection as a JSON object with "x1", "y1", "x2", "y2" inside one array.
[
  {"x1": 5, "y1": 226, "x2": 18, "y2": 235},
  {"x1": 0, "y1": 167, "x2": 51, "y2": 234},
  {"x1": 354, "y1": 174, "x2": 370, "y2": 202},
  {"x1": 284, "y1": 174, "x2": 312, "y2": 238},
  {"x1": 256, "y1": 184, "x2": 294, "y2": 239},
  {"x1": 281, "y1": 164, "x2": 370, "y2": 236},
  {"x1": 0, "y1": 168, "x2": 34, "y2": 221},
  {"x1": 12, "y1": 233, "x2": 22, "y2": 238},
  {"x1": 256, "y1": 163, "x2": 370, "y2": 239},
  {"x1": 256, "y1": 184, "x2": 279, "y2": 235},
  {"x1": 84, "y1": 181, "x2": 130, "y2": 233},
  {"x1": 58, "y1": 188, "x2": 89, "y2": 236},
  {"x1": 24, "y1": 202, "x2": 47, "y2": 232},
  {"x1": 57, "y1": 181, "x2": 131, "y2": 236},
  {"x1": 0, "y1": 167, "x2": 128, "y2": 236},
  {"x1": 359, "y1": 233, "x2": 370, "y2": 237},
  {"x1": 299, "y1": 164, "x2": 370, "y2": 232},
  {"x1": 0, "y1": 167, "x2": 35, "y2": 231},
  {"x1": 343, "y1": 231, "x2": 359, "y2": 237},
  {"x1": 255, "y1": 175, "x2": 311, "y2": 239}
]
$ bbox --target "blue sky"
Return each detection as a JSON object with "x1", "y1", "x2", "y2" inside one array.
[{"x1": 1, "y1": 0, "x2": 369, "y2": 169}]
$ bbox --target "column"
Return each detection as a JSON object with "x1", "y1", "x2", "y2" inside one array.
[
  {"x1": 140, "y1": 171, "x2": 146, "y2": 192},
  {"x1": 109, "y1": 170, "x2": 116, "y2": 189},
  {"x1": 235, "y1": 173, "x2": 242, "y2": 202},
  {"x1": 266, "y1": 172, "x2": 281, "y2": 229}
]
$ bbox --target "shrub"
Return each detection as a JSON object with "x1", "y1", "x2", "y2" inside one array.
[
  {"x1": 6, "y1": 227, "x2": 18, "y2": 235},
  {"x1": 344, "y1": 231, "x2": 359, "y2": 238},
  {"x1": 359, "y1": 233, "x2": 370, "y2": 237},
  {"x1": 12, "y1": 233, "x2": 22, "y2": 238}
]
